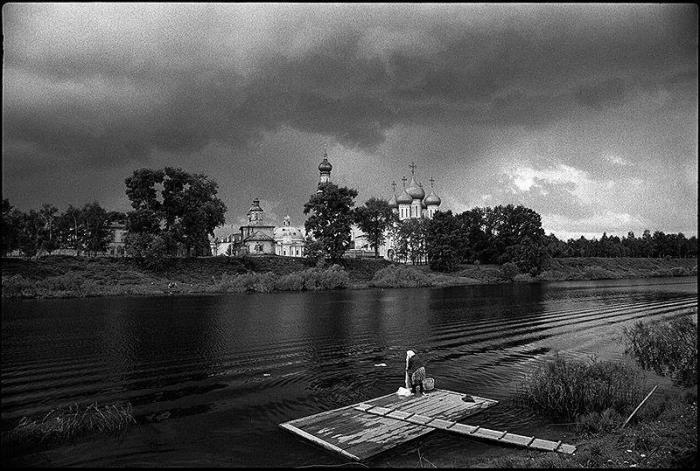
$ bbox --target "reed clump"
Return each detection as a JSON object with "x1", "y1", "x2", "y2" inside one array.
[
  {"x1": 622, "y1": 315, "x2": 697, "y2": 387},
  {"x1": 3, "y1": 401, "x2": 135, "y2": 456},
  {"x1": 514, "y1": 354, "x2": 645, "y2": 423}
]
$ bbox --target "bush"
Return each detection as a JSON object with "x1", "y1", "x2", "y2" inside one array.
[
  {"x1": 514, "y1": 353, "x2": 645, "y2": 421},
  {"x1": 622, "y1": 316, "x2": 697, "y2": 387},
  {"x1": 369, "y1": 264, "x2": 431, "y2": 288},
  {"x1": 500, "y1": 262, "x2": 519, "y2": 281},
  {"x1": 276, "y1": 265, "x2": 349, "y2": 291},
  {"x1": 671, "y1": 266, "x2": 689, "y2": 276}
]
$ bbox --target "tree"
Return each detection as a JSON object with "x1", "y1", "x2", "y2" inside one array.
[
  {"x1": 1, "y1": 199, "x2": 23, "y2": 256},
  {"x1": 303, "y1": 182, "x2": 358, "y2": 263},
  {"x1": 57, "y1": 205, "x2": 85, "y2": 255},
  {"x1": 81, "y1": 202, "x2": 114, "y2": 256},
  {"x1": 396, "y1": 218, "x2": 428, "y2": 265},
  {"x1": 17, "y1": 210, "x2": 43, "y2": 258},
  {"x1": 353, "y1": 197, "x2": 397, "y2": 258},
  {"x1": 39, "y1": 203, "x2": 59, "y2": 255},
  {"x1": 124, "y1": 167, "x2": 227, "y2": 257},
  {"x1": 425, "y1": 210, "x2": 461, "y2": 271},
  {"x1": 483, "y1": 204, "x2": 547, "y2": 274}
]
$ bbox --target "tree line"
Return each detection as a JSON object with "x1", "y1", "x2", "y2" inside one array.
[
  {"x1": 304, "y1": 182, "x2": 698, "y2": 274},
  {"x1": 3, "y1": 171, "x2": 697, "y2": 272},
  {"x1": 544, "y1": 230, "x2": 697, "y2": 259},
  {"x1": 2, "y1": 199, "x2": 124, "y2": 257}
]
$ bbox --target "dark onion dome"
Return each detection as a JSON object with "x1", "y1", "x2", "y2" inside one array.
[
  {"x1": 424, "y1": 190, "x2": 441, "y2": 206},
  {"x1": 318, "y1": 157, "x2": 333, "y2": 172},
  {"x1": 396, "y1": 188, "x2": 413, "y2": 204},
  {"x1": 405, "y1": 176, "x2": 425, "y2": 199},
  {"x1": 388, "y1": 193, "x2": 398, "y2": 209},
  {"x1": 249, "y1": 198, "x2": 263, "y2": 212}
]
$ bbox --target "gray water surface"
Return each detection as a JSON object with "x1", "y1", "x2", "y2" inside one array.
[{"x1": 2, "y1": 277, "x2": 696, "y2": 466}]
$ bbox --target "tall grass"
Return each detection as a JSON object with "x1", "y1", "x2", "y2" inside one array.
[
  {"x1": 514, "y1": 354, "x2": 645, "y2": 423},
  {"x1": 3, "y1": 401, "x2": 135, "y2": 456},
  {"x1": 622, "y1": 315, "x2": 697, "y2": 387}
]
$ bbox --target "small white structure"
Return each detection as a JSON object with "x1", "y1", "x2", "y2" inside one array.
[{"x1": 274, "y1": 216, "x2": 306, "y2": 257}]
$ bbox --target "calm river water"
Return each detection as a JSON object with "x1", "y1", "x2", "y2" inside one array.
[{"x1": 2, "y1": 277, "x2": 697, "y2": 466}]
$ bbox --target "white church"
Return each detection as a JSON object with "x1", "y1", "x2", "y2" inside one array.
[{"x1": 210, "y1": 151, "x2": 442, "y2": 260}]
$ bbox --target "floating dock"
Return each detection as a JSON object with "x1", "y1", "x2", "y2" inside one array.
[{"x1": 280, "y1": 388, "x2": 576, "y2": 461}]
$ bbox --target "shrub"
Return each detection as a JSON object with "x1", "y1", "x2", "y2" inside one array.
[
  {"x1": 622, "y1": 316, "x2": 697, "y2": 387},
  {"x1": 514, "y1": 353, "x2": 645, "y2": 421},
  {"x1": 500, "y1": 262, "x2": 519, "y2": 281},
  {"x1": 671, "y1": 266, "x2": 689, "y2": 276},
  {"x1": 276, "y1": 265, "x2": 349, "y2": 291},
  {"x1": 369, "y1": 264, "x2": 431, "y2": 288}
]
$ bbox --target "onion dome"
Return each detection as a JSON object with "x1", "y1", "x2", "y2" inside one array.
[
  {"x1": 424, "y1": 190, "x2": 441, "y2": 206},
  {"x1": 396, "y1": 188, "x2": 412, "y2": 204},
  {"x1": 405, "y1": 176, "x2": 425, "y2": 199},
  {"x1": 388, "y1": 193, "x2": 398, "y2": 209},
  {"x1": 318, "y1": 157, "x2": 333, "y2": 173},
  {"x1": 249, "y1": 198, "x2": 263, "y2": 213}
]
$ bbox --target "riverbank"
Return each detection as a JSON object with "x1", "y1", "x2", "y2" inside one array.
[{"x1": 1, "y1": 255, "x2": 696, "y2": 299}]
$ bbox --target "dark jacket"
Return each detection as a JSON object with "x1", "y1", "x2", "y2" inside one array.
[{"x1": 406, "y1": 355, "x2": 425, "y2": 376}]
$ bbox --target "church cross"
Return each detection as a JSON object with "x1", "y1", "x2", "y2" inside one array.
[
  {"x1": 401, "y1": 176, "x2": 407, "y2": 187},
  {"x1": 409, "y1": 162, "x2": 416, "y2": 175},
  {"x1": 429, "y1": 177, "x2": 435, "y2": 188},
  {"x1": 391, "y1": 181, "x2": 397, "y2": 193}
]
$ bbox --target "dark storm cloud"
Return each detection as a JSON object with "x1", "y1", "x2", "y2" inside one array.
[{"x1": 2, "y1": 3, "x2": 697, "y2": 171}]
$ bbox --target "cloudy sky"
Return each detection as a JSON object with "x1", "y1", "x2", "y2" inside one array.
[{"x1": 3, "y1": 3, "x2": 697, "y2": 239}]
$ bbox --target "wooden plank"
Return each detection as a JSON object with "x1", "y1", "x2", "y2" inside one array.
[
  {"x1": 500, "y1": 433, "x2": 534, "y2": 447},
  {"x1": 529, "y1": 438, "x2": 560, "y2": 452},
  {"x1": 405, "y1": 413, "x2": 433, "y2": 425},
  {"x1": 280, "y1": 423, "x2": 361, "y2": 461},
  {"x1": 358, "y1": 406, "x2": 577, "y2": 455}
]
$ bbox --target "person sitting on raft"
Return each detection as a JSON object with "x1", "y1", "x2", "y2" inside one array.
[{"x1": 405, "y1": 350, "x2": 427, "y2": 395}]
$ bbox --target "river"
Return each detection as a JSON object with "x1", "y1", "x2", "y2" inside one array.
[{"x1": 1, "y1": 277, "x2": 697, "y2": 466}]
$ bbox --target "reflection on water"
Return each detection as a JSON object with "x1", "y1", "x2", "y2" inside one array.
[{"x1": 2, "y1": 277, "x2": 697, "y2": 466}]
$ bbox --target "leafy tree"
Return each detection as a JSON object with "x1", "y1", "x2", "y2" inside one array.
[
  {"x1": 81, "y1": 202, "x2": 114, "y2": 256},
  {"x1": 303, "y1": 182, "x2": 358, "y2": 263},
  {"x1": 396, "y1": 218, "x2": 428, "y2": 265},
  {"x1": 124, "y1": 167, "x2": 226, "y2": 257},
  {"x1": 39, "y1": 203, "x2": 59, "y2": 255},
  {"x1": 1, "y1": 199, "x2": 23, "y2": 256},
  {"x1": 353, "y1": 197, "x2": 397, "y2": 258},
  {"x1": 56, "y1": 205, "x2": 86, "y2": 255},
  {"x1": 425, "y1": 210, "x2": 461, "y2": 271},
  {"x1": 17, "y1": 210, "x2": 43, "y2": 258}
]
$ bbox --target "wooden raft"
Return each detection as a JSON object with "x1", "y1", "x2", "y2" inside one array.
[{"x1": 279, "y1": 389, "x2": 498, "y2": 461}]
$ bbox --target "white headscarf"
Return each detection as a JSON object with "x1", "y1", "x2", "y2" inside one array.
[{"x1": 406, "y1": 350, "x2": 415, "y2": 369}]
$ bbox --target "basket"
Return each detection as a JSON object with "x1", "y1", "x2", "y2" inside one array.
[{"x1": 422, "y1": 377, "x2": 435, "y2": 391}]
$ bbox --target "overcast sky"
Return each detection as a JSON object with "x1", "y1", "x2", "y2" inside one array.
[{"x1": 2, "y1": 3, "x2": 698, "y2": 240}]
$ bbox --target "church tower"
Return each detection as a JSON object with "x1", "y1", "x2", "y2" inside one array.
[{"x1": 318, "y1": 149, "x2": 332, "y2": 187}]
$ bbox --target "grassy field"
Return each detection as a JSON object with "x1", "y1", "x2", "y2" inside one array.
[{"x1": 1, "y1": 255, "x2": 696, "y2": 298}]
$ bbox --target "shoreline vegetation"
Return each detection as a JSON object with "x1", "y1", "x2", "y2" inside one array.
[{"x1": 1, "y1": 255, "x2": 697, "y2": 299}]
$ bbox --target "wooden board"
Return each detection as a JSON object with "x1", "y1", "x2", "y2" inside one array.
[
  {"x1": 359, "y1": 407, "x2": 577, "y2": 455},
  {"x1": 280, "y1": 388, "x2": 497, "y2": 461}
]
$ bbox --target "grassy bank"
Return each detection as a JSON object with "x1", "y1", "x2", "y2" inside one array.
[{"x1": 1, "y1": 255, "x2": 696, "y2": 299}]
